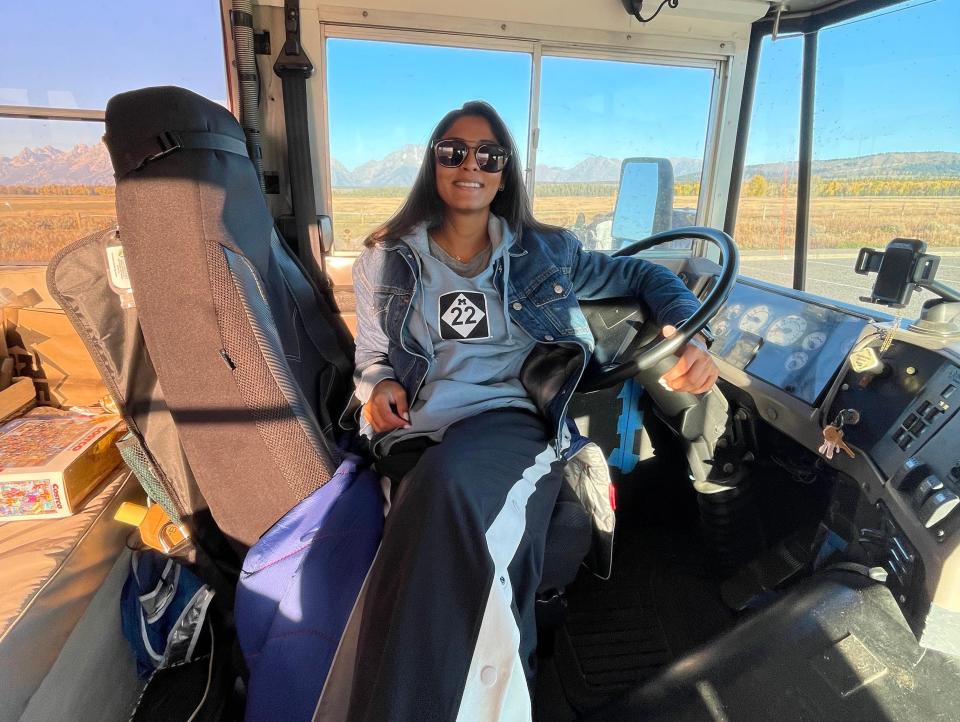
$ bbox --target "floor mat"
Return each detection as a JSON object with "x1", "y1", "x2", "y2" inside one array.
[{"x1": 542, "y1": 522, "x2": 735, "y2": 717}]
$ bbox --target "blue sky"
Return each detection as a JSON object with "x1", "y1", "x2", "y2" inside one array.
[
  {"x1": 0, "y1": 0, "x2": 226, "y2": 157},
  {"x1": 749, "y1": 0, "x2": 960, "y2": 165},
  {"x1": 1, "y1": 0, "x2": 957, "y2": 169}
]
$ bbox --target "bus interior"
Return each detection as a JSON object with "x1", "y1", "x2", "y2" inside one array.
[{"x1": 1, "y1": 0, "x2": 959, "y2": 719}]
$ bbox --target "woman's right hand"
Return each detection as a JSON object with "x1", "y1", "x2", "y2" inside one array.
[{"x1": 363, "y1": 379, "x2": 412, "y2": 433}]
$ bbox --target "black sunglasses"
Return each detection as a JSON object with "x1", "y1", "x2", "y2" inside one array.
[{"x1": 433, "y1": 139, "x2": 510, "y2": 173}]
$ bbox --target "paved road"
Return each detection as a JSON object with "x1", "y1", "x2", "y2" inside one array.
[{"x1": 737, "y1": 248, "x2": 960, "y2": 316}]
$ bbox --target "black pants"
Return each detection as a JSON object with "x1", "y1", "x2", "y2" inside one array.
[{"x1": 339, "y1": 409, "x2": 563, "y2": 721}]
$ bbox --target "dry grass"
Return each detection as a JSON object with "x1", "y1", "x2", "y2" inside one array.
[
  {"x1": 734, "y1": 195, "x2": 960, "y2": 251},
  {"x1": 2, "y1": 189, "x2": 958, "y2": 261},
  {"x1": 0, "y1": 194, "x2": 117, "y2": 263}
]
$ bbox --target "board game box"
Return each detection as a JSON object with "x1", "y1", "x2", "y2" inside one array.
[{"x1": 0, "y1": 409, "x2": 123, "y2": 521}]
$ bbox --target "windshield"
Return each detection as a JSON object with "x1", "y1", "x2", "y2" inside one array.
[
  {"x1": 811, "y1": 0, "x2": 960, "y2": 314},
  {"x1": 738, "y1": 0, "x2": 960, "y2": 316}
]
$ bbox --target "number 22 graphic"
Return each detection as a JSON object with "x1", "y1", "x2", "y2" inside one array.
[{"x1": 448, "y1": 306, "x2": 476, "y2": 325}]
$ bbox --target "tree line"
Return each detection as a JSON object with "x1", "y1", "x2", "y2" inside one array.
[
  {"x1": 0, "y1": 184, "x2": 114, "y2": 195},
  {"x1": 738, "y1": 176, "x2": 960, "y2": 198},
  {"x1": 4, "y1": 176, "x2": 959, "y2": 199}
]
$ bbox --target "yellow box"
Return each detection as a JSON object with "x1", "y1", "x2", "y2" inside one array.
[{"x1": 0, "y1": 409, "x2": 123, "y2": 521}]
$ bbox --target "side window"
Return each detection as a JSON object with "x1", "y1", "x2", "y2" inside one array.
[
  {"x1": 534, "y1": 55, "x2": 714, "y2": 254},
  {"x1": 810, "y1": 1, "x2": 960, "y2": 315},
  {"x1": 733, "y1": 35, "x2": 802, "y2": 286},
  {"x1": 0, "y1": 119, "x2": 113, "y2": 263},
  {"x1": 0, "y1": 1, "x2": 227, "y2": 264},
  {"x1": 325, "y1": 39, "x2": 532, "y2": 252}
]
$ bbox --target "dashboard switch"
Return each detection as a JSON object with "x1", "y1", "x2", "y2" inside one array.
[
  {"x1": 911, "y1": 475, "x2": 944, "y2": 510},
  {"x1": 918, "y1": 490, "x2": 960, "y2": 529},
  {"x1": 890, "y1": 457, "x2": 926, "y2": 489}
]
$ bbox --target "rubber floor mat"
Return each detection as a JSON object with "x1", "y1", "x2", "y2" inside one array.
[
  {"x1": 563, "y1": 573, "x2": 673, "y2": 688},
  {"x1": 548, "y1": 523, "x2": 734, "y2": 715}
]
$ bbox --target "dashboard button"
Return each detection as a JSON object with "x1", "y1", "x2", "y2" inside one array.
[
  {"x1": 924, "y1": 407, "x2": 942, "y2": 422},
  {"x1": 891, "y1": 457, "x2": 926, "y2": 489},
  {"x1": 942, "y1": 384, "x2": 956, "y2": 399},
  {"x1": 917, "y1": 401, "x2": 931, "y2": 414},
  {"x1": 918, "y1": 490, "x2": 959, "y2": 529},
  {"x1": 911, "y1": 475, "x2": 944, "y2": 510}
]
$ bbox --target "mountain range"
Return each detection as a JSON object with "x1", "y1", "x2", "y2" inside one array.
[
  {"x1": 2, "y1": 141, "x2": 959, "y2": 188},
  {"x1": 0, "y1": 143, "x2": 114, "y2": 186},
  {"x1": 732, "y1": 152, "x2": 960, "y2": 183}
]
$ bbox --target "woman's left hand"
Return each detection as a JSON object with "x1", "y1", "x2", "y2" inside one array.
[{"x1": 658, "y1": 325, "x2": 719, "y2": 394}]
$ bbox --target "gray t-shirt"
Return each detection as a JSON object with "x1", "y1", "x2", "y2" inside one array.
[
  {"x1": 374, "y1": 217, "x2": 538, "y2": 456},
  {"x1": 427, "y1": 236, "x2": 492, "y2": 278}
]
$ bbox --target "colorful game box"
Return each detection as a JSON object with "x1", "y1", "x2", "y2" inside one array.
[{"x1": 0, "y1": 408, "x2": 123, "y2": 521}]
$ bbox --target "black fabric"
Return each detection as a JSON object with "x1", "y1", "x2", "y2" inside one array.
[
  {"x1": 346, "y1": 410, "x2": 563, "y2": 721},
  {"x1": 112, "y1": 129, "x2": 251, "y2": 178},
  {"x1": 374, "y1": 435, "x2": 435, "y2": 487},
  {"x1": 376, "y1": 430, "x2": 588, "y2": 593},
  {"x1": 130, "y1": 620, "x2": 233, "y2": 721},
  {"x1": 538, "y1": 486, "x2": 593, "y2": 594}
]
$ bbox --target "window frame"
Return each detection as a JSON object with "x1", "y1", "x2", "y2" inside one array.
[{"x1": 317, "y1": 22, "x2": 731, "y2": 258}]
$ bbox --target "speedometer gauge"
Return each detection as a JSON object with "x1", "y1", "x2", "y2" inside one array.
[
  {"x1": 722, "y1": 303, "x2": 744, "y2": 320},
  {"x1": 801, "y1": 331, "x2": 826, "y2": 351},
  {"x1": 785, "y1": 351, "x2": 809, "y2": 371},
  {"x1": 738, "y1": 305, "x2": 771, "y2": 334},
  {"x1": 765, "y1": 315, "x2": 808, "y2": 346}
]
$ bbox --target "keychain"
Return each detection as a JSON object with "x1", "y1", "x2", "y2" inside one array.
[
  {"x1": 819, "y1": 408, "x2": 860, "y2": 460},
  {"x1": 878, "y1": 307, "x2": 904, "y2": 356}
]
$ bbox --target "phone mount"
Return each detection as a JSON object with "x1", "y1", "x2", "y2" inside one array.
[{"x1": 855, "y1": 238, "x2": 942, "y2": 308}]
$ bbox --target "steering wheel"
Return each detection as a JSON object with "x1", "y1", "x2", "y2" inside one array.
[{"x1": 577, "y1": 226, "x2": 739, "y2": 393}]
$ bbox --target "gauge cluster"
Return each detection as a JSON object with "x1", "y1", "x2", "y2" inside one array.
[{"x1": 710, "y1": 281, "x2": 868, "y2": 404}]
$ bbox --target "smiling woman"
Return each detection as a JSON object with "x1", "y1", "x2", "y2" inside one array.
[
  {"x1": 325, "y1": 38, "x2": 533, "y2": 251},
  {"x1": 320, "y1": 96, "x2": 717, "y2": 719}
]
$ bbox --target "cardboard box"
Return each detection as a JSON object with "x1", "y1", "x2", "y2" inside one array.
[
  {"x1": 3, "y1": 306, "x2": 108, "y2": 407},
  {"x1": 0, "y1": 377, "x2": 35, "y2": 424},
  {"x1": 0, "y1": 409, "x2": 123, "y2": 521}
]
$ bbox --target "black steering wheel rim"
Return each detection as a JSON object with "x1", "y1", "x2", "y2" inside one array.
[{"x1": 578, "y1": 226, "x2": 739, "y2": 392}]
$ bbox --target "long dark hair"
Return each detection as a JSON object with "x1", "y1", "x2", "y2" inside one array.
[{"x1": 364, "y1": 100, "x2": 558, "y2": 246}]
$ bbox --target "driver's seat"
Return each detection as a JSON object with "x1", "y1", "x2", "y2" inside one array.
[{"x1": 95, "y1": 86, "x2": 594, "y2": 593}]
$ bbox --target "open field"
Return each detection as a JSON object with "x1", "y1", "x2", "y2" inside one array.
[
  {"x1": 0, "y1": 194, "x2": 117, "y2": 263},
  {"x1": 3, "y1": 189, "x2": 959, "y2": 314},
  {"x1": 330, "y1": 190, "x2": 960, "y2": 254}
]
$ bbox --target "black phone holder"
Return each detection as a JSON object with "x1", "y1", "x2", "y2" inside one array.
[{"x1": 855, "y1": 238, "x2": 940, "y2": 308}]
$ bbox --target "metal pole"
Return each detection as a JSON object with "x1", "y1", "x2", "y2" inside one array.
[
  {"x1": 794, "y1": 31, "x2": 817, "y2": 291},
  {"x1": 723, "y1": 24, "x2": 764, "y2": 237}
]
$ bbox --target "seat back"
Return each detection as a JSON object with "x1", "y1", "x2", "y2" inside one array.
[{"x1": 95, "y1": 86, "x2": 353, "y2": 546}]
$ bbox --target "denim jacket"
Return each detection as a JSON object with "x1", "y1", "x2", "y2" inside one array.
[{"x1": 347, "y1": 224, "x2": 700, "y2": 456}]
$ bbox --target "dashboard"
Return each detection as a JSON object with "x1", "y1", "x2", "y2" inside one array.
[
  {"x1": 709, "y1": 280, "x2": 868, "y2": 404},
  {"x1": 700, "y1": 274, "x2": 960, "y2": 637},
  {"x1": 580, "y1": 256, "x2": 960, "y2": 633}
]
